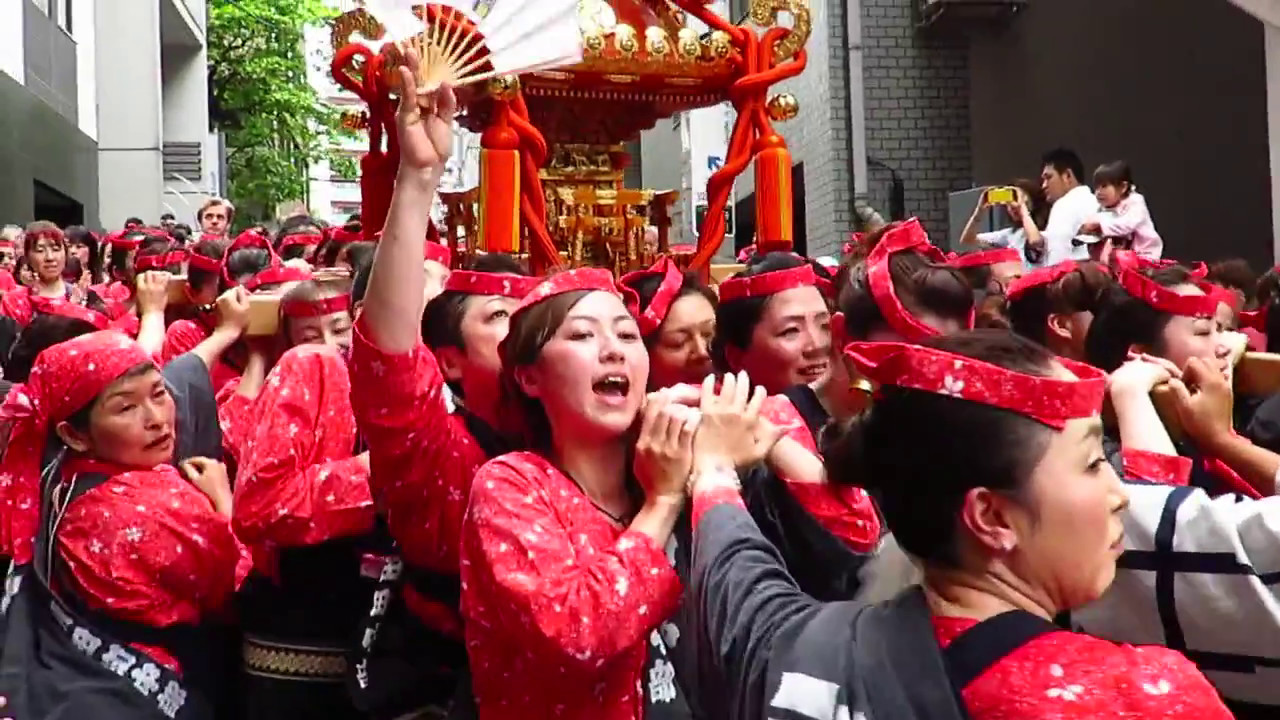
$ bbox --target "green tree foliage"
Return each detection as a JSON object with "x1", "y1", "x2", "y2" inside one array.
[{"x1": 208, "y1": 0, "x2": 343, "y2": 226}]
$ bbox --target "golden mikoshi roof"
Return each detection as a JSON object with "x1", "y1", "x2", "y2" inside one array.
[{"x1": 331, "y1": 0, "x2": 810, "y2": 144}]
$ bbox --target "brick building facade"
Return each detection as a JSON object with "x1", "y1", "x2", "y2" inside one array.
[{"x1": 732, "y1": 0, "x2": 973, "y2": 258}]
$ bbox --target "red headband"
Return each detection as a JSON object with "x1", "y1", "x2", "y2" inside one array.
[
  {"x1": 844, "y1": 341, "x2": 1107, "y2": 430},
  {"x1": 327, "y1": 227, "x2": 362, "y2": 246},
  {"x1": 1199, "y1": 281, "x2": 1241, "y2": 312},
  {"x1": 444, "y1": 270, "x2": 540, "y2": 299},
  {"x1": 620, "y1": 257, "x2": 685, "y2": 335},
  {"x1": 866, "y1": 218, "x2": 972, "y2": 342},
  {"x1": 0, "y1": 240, "x2": 14, "y2": 251},
  {"x1": 134, "y1": 249, "x2": 187, "y2": 272},
  {"x1": 30, "y1": 297, "x2": 111, "y2": 330},
  {"x1": 243, "y1": 264, "x2": 312, "y2": 292},
  {"x1": 424, "y1": 241, "x2": 452, "y2": 266},
  {"x1": 718, "y1": 264, "x2": 816, "y2": 303},
  {"x1": 0, "y1": 331, "x2": 152, "y2": 564},
  {"x1": 511, "y1": 267, "x2": 625, "y2": 321},
  {"x1": 1118, "y1": 269, "x2": 1218, "y2": 318},
  {"x1": 947, "y1": 248, "x2": 1021, "y2": 269},
  {"x1": 107, "y1": 230, "x2": 142, "y2": 251},
  {"x1": 187, "y1": 253, "x2": 222, "y2": 273},
  {"x1": 222, "y1": 230, "x2": 276, "y2": 286},
  {"x1": 279, "y1": 233, "x2": 324, "y2": 249},
  {"x1": 1006, "y1": 261, "x2": 1081, "y2": 302},
  {"x1": 281, "y1": 293, "x2": 351, "y2": 318}
]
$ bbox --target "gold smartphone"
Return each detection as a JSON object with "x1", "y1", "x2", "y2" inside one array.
[
  {"x1": 166, "y1": 276, "x2": 189, "y2": 305},
  {"x1": 984, "y1": 186, "x2": 1018, "y2": 206}
]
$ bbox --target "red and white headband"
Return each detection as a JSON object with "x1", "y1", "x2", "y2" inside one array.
[
  {"x1": 718, "y1": 264, "x2": 816, "y2": 303},
  {"x1": 511, "y1": 267, "x2": 625, "y2": 321},
  {"x1": 281, "y1": 293, "x2": 351, "y2": 318},
  {"x1": 866, "y1": 218, "x2": 973, "y2": 342},
  {"x1": 424, "y1": 240, "x2": 452, "y2": 266},
  {"x1": 947, "y1": 248, "x2": 1020, "y2": 269},
  {"x1": 844, "y1": 341, "x2": 1107, "y2": 430},
  {"x1": 1118, "y1": 268, "x2": 1218, "y2": 318},
  {"x1": 620, "y1": 257, "x2": 685, "y2": 335},
  {"x1": 1006, "y1": 261, "x2": 1082, "y2": 302},
  {"x1": 444, "y1": 270, "x2": 540, "y2": 299}
]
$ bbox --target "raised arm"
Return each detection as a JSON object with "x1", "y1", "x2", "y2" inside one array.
[{"x1": 362, "y1": 55, "x2": 456, "y2": 355}]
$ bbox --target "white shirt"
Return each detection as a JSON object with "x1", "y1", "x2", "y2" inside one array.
[
  {"x1": 976, "y1": 227, "x2": 1040, "y2": 270},
  {"x1": 1074, "y1": 484, "x2": 1280, "y2": 707},
  {"x1": 1042, "y1": 185, "x2": 1099, "y2": 266}
]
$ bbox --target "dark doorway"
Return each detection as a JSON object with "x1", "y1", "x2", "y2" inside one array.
[
  {"x1": 791, "y1": 162, "x2": 807, "y2": 257},
  {"x1": 33, "y1": 180, "x2": 83, "y2": 227}
]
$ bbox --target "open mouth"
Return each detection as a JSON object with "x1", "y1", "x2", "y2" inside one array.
[
  {"x1": 592, "y1": 374, "x2": 631, "y2": 400},
  {"x1": 145, "y1": 433, "x2": 174, "y2": 452},
  {"x1": 798, "y1": 362, "x2": 829, "y2": 379}
]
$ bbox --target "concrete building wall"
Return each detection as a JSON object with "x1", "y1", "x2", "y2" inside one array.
[
  {"x1": 967, "y1": 0, "x2": 1269, "y2": 267},
  {"x1": 96, "y1": 0, "x2": 213, "y2": 229},
  {"x1": 96, "y1": 2, "x2": 164, "y2": 227},
  {"x1": 0, "y1": 0, "x2": 98, "y2": 228}
]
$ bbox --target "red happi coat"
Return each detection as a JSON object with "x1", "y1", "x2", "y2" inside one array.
[
  {"x1": 936, "y1": 615, "x2": 1231, "y2": 719},
  {"x1": 460, "y1": 452, "x2": 682, "y2": 720},
  {"x1": 233, "y1": 344, "x2": 374, "y2": 571},
  {"x1": 55, "y1": 458, "x2": 250, "y2": 671}
]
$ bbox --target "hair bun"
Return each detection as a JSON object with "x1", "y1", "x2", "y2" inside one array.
[{"x1": 819, "y1": 412, "x2": 878, "y2": 493}]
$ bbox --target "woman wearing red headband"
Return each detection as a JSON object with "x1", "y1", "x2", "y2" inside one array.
[
  {"x1": 619, "y1": 258, "x2": 717, "y2": 391},
  {"x1": 0, "y1": 331, "x2": 249, "y2": 718},
  {"x1": 230, "y1": 278, "x2": 374, "y2": 720},
  {"x1": 688, "y1": 330, "x2": 1230, "y2": 720},
  {"x1": 463, "y1": 267, "x2": 727, "y2": 720}
]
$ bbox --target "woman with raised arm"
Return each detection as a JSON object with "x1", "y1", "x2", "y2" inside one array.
[{"x1": 344, "y1": 50, "x2": 539, "y2": 719}]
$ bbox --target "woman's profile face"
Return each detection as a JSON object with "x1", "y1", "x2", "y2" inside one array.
[
  {"x1": 1156, "y1": 284, "x2": 1229, "y2": 374},
  {"x1": 59, "y1": 367, "x2": 177, "y2": 469},
  {"x1": 998, "y1": 408, "x2": 1128, "y2": 613}
]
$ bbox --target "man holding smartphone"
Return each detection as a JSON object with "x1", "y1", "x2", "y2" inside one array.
[{"x1": 1038, "y1": 148, "x2": 1099, "y2": 266}]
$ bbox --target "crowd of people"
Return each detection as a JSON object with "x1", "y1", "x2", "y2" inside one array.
[{"x1": 1, "y1": 68, "x2": 1280, "y2": 720}]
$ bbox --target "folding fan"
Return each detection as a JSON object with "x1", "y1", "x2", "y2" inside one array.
[{"x1": 404, "y1": 0, "x2": 585, "y2": 92}]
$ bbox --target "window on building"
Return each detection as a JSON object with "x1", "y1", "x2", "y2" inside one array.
[
  {"x1": 54, "y1": 0, "x2": 71, "y2": 32},
  {"x1": 729, "y1": 0, "x2": 751, "y2": 23}
]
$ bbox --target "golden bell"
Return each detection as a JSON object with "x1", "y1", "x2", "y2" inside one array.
[
  {"x1": 767, "y1": 93, "x2": 800, "y2": 122},
  {"x1": 487, "y1": 75, "x2": 521, "y2": 100}
]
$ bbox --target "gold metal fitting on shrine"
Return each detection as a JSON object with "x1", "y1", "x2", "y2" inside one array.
[
  {"x1": 767, "y1": 93, "x2": 800, "y2": 122},
  {"x1": 614, "y1": 24, "x2": 639, "y2": 57},
  {"x1": 645, "y1": 27, "x2": 671, "y2": 56},
  {"x1": 488, "y1": 75, "x2": 521, "y2": 100},
  {"x1": 676, "y1": 28, "x2": 701, "y2": 60},
  {"x1": 583, "y1": 29, "x2": 607, "y2": 58},
  {"x1": 708, "y1": 30, "x2": 733, "y2": 59}
]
